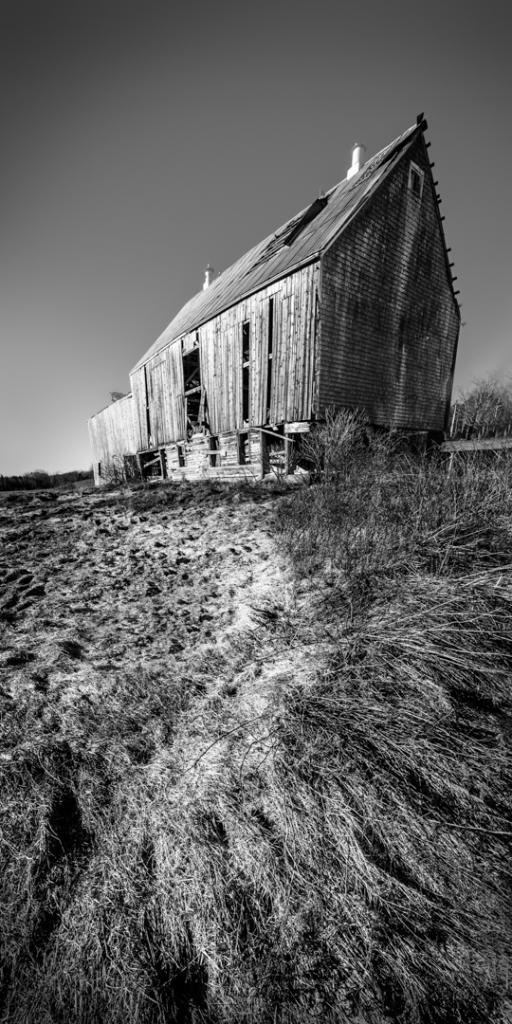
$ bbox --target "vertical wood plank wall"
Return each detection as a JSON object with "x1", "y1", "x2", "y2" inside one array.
[
  {"x1": 88, "y1": 395, "x2": 138, "y2": 483},
  {"x1": 318, "y1": 138, "x2": 460, "y2": 431},
  {"x1": 128, "y1": 262, "x2": 319, "y2": 446},
  {"x1": 130, "y1": 345, "x2": 186, "y2": 450}
]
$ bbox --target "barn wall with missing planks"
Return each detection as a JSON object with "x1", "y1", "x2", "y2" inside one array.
[
  {"x1": 130, "y1": 343, "x2": 186, "y2": 452},
  {"x1": 318, "y1": 135, "x2": 459, "y2": 432},
  {"x1": 128, "y1": 262, "x2": 319, "y2": 450},
  {"x1": 87, "y1": 394, "x2": 138, "y2": 485},
  {"x1": 89, "y1": 117, "x2": 461, "y2": 484}
]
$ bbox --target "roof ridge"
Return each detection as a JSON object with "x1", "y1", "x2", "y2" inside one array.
[{"x1": 131, "y1": 121, "x2": 420, "y2": 373}]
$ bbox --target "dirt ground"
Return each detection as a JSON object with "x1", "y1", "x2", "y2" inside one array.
[{"x1": 0, "y1": 483, "x2": 313, "y2": 713}]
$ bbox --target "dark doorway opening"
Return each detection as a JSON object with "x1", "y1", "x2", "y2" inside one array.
[
  {"x1": 266, "y1": 297, "x2": 274, "y2": 422},
  {"x1": 209, "y1": 435, "x2": 220, "y2": 467},
  {"x1": 242, "y1": 321, "x2": 250, "y2": 423},
  {"x1": 261, "y1": 426, "x2": 288, "y2": 476},
  {"x1": 143, "y1": 366, "x2": 152, "y2": 445},
  {"x1": 140, "y1": 450, "x2": 167, "y2": 480},
  {"x1": 238, "y1": 431, "x2": 250, "y2": 465},
  {"x1": 183, "y1": 341, "x2": 203, "y2": 437}
]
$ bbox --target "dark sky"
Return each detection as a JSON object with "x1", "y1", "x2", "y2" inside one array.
[{"x1": 1, "y1": 0, "x2": 511, "y2": 474}]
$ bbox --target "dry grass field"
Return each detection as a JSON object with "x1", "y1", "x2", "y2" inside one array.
[{"x1": 1, "y1": 433, "x2": 512, "y2": 1024}]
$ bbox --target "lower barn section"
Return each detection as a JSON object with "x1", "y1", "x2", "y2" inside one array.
[{"x1": 88, "y1": 413, "x2": 310, "y2": 486}]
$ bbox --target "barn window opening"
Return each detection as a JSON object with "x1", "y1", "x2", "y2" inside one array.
[
  {"x1": 140, "y1": 449, "x2": 165, "y2": 480},
  {"x1": 408, "y1": 162, "x2": 424, "y2": 199},
  {"x1": 183, "y1": 340, "x2": 202, "y2": 434},
  {"x1": 238, "y1": 431, "x2": 250, "y2": 465},
  {"x1": 242, "y1": 321, "x2": 250, "y2": 423},
  {"x1": 143, "y1": 365, "x2": 152, "y2": 445},
  {"x1": 266, "y1": 297, "x2": 274, "y2": 422},
  {"x1": 177, "y1": 443, "x2": 186, "y2": 467},
  {"x1": 242, "y1": 321, "x2": 250, "y2": 363},
  {"x1": 209, "y1": 435, "x2": 220, "y2": 467}
]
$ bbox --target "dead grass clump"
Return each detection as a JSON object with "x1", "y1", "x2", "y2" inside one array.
[
  {"x1": 277, "y1": 575, "x2": 512, "y2": 1012},
  {"x1": 72, "y1": 568, "x2": 510, "y2": 1024},
  {"x1": 279, "y1": 424, "x2": 512, "y2": 592},
  {"x1": 0, "y1": 663, "x2": 194, "y2": 1023},
  {"x1": 2, "y1": 449, "x2": 512, "y2": 1022}
]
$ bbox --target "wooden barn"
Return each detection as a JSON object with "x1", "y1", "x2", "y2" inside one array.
[{"x1": 89, "y1": 115, "x2": 460, "y2": 484}]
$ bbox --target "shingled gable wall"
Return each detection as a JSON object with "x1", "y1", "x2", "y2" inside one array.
[{"x1": 317, "y1": 135, "x2": 460, "y2": 431}]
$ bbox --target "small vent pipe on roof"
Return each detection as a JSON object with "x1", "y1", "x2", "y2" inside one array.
[
  {"x1": 347, "y1": 143, "x2": 366, "y2": 180},
  {"x1": 203, "y1": 264, "x2": 215, "y2": 290}
]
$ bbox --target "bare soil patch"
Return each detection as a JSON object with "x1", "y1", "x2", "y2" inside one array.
[{"x1": 0, "y1": 483, "x2": 295, "y2": 701}]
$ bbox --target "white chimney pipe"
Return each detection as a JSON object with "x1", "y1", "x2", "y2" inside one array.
[
  {"x1": 347, "y1": 143, "x2": 366, "y2": 180},
  {"x1": 203, "y1": 264, "x2": 215, "y2": 290}
]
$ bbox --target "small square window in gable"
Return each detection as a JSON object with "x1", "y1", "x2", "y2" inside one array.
[{"x1": 408, "y1": 161, "x2": 424, "y2": 199}]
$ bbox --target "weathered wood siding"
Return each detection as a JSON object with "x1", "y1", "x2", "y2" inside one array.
[
  {"x1": 162, "y1": 428, "x2": 262, "y2": 481},
  {"x1": 130, "y1": 344, "x2": 186, "y2": 450},
  {"x1": 88, "y1": 395, "x2": 138, "y2": 484},
  {"x1": 318, "y1": 137, "x2": 459, "y2": 431},
  {"x1": 129, "y1": 263, "x2": 319, "y2": 447}
]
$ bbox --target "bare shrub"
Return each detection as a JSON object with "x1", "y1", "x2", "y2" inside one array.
[
  {"x1": 100, "y1": 455, "x2": 128, "y2": 486},
  {"x1": 452, "y1": 376, "x2": 512, "y2": 437},
  {"x1": 298, "y1": 407, "x2": 368, "y2": 480}
]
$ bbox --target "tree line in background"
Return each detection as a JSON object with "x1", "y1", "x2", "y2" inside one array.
[
  {"x1": 450, "y1": 376, "x2": 512, "y2": 437},
  {"x1": 0, "y1": 468, "x2": 93, "y2": 492}
]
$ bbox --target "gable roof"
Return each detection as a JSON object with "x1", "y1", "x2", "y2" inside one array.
[{"x1": 132, "y1": 121, "x2": 422, "y2": 373}]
